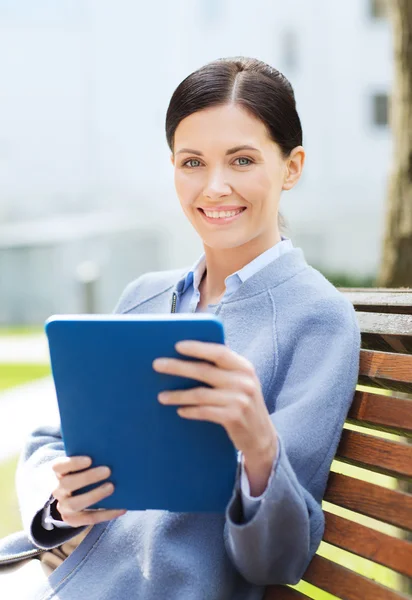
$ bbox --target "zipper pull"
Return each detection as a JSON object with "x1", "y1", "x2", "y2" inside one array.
[{"x1": 171, "y1": 291, "x2": 177, "y2": 313}]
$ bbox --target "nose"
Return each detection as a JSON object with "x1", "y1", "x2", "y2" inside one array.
[{"x1": 203, "y1": 168, "x2": 232, "y2": 200}]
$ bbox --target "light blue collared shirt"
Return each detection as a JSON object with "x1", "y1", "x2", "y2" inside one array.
[
  {"x1": 178, "y1": 236, "x2": 294, "y2": 313},
  {"x1": 177, "y1": 236, "x2": 294, "y2": 519}
]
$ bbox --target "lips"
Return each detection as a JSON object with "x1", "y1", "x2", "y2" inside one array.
[{"x1": 197, "y1": 206, "x2": 247, "y2": 225}]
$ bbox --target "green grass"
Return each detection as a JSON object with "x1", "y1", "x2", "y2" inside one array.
[
  {"x1": 0, "y1": 325, "x2": 43, "y2": 336},
  {"x1": 0, "y1": 361, "x2": 50, "y2": 537},
  {"x1": 0, "y1": 363, "x2": 51, "y2": 392},
  {"x1": 0, "y1": 455, "x2": 22, "y2": 538},
  {"x1": 316, "y1": 269, "x2": 377, "y2": 289}
]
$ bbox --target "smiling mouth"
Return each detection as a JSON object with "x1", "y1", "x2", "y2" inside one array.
[
  {"x1": 198, "y1": 207, "x2": 246, "y2": 216},
  {"x1": 197, "y1": 207, "x2": 247, "y2": 224}
]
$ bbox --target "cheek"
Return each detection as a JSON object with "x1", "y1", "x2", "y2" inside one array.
[
  {"x1": 237, "y1": 170, "x2": 272, "y2": 202},
  {"x1": 174, "y1": 171, "x2": 202, "y2": 207}
]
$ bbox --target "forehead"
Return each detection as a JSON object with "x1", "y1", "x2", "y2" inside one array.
[{"x1": 174, "y1": 103, "x2": 272, "y2": 149}]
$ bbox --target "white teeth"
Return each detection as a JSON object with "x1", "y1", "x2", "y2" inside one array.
[{"x1": 203, "y1": 209, "x2": 244, "y2": 219}]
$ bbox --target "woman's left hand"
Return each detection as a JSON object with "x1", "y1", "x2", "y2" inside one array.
[{"x1": 152, "y1": 340, "x2": 278, "y2": 475}]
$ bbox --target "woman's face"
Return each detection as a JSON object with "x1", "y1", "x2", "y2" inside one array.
[{"x1": 171, "y1": 103, "x2": 304, "y2": 252}]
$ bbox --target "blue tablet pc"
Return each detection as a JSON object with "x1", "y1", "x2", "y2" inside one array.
[{"x1": 44, "y1": 314, "x2": 238, "y2": 513}]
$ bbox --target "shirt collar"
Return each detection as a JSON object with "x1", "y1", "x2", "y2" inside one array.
[
  {"x1": 179, "y1": 236, "x2": 293, "y2": 295},
  {"x1": 179, "y1": 253, "x2": 206, "y2": 295}
]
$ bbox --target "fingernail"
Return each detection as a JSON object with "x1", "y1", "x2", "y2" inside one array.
[
  {"x1": 153, "y1": 358, "x2": 168, "y2": 367},
  {"x1": 103, "y1": 483, "x2": 113, "y2": 491},
  {"x1": 175, "y1": 341, "x2": 191, "y2": 349}
]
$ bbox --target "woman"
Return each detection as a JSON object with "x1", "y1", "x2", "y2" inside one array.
[{"x1": 0, "y1": 56, "x2": 361, "y2": 599}]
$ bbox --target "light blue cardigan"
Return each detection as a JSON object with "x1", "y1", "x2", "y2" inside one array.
[
  {"x1": 42, "y1": 237, "x2": 293, "y2": 531},
  {"x1": 0, "y1": 247, "x2": 361, "y2": 600}
]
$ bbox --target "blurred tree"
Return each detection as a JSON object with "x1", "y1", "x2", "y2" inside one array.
[
  {"x1": 378, "y1": 7, "x2": 412, "y2": 592},
  {"x1": 377, "y1": 0, "x2": 412, "y2": 287}
]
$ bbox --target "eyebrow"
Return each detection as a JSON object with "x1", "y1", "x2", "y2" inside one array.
[{"x1": 175, "y1": 145, "x2": 261, "y2": 156}]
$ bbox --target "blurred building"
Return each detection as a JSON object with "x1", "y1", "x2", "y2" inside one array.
[
  {"x1": 0, "y1": 212, "x2": 168, "y2": 323},
  {"x1": 0, "y1": 0, "x2": 392, "y2": 323}
]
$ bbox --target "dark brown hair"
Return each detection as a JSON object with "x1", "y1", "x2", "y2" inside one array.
[{"x1": 165, "y1": 56, "x2": 304, "y2": 234}]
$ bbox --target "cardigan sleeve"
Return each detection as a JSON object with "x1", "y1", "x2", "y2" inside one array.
[
  {"x1": 239, "y1": 444, "x2": 280, "y2": 521},
  {"x1": 223, "y1": 295, "x2": 361, "y2": 586},
  {"x1": 15, "y1": 422, "x2": 89, "y2": 548}
]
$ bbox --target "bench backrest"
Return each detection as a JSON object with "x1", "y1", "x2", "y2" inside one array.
[{"x1": 264, "y1": 289, "x2": 412, "y2": 600}]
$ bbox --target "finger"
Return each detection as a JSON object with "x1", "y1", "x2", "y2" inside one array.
[
  {"x1": 175, "y1": 340, "x2": 255, "y2": 375},
  {"x1": 177, "y1": 404, "x2": 225, "y2": 422},
  {"x1": 159, "y1": 386, "x2": 236, "y2": 407},
  {"x1": 59, "y1": 508, "x2": 127, "y2": 528},
  {"x1": 58, "y1": 466, "x2": 112, "y2": 496},
  {"x1": 177, "y1": 403, "x2": 243, "y2": 428},
  {"x1": 155, "y1": 356, "x2": 258, "y2": 393},
  {"x1": 153, "y1": 357, "x2": 234, "y2": 389},
  {"x1": 52, "y1": 456, "x2": 92, "y2": 476},
  {"x1": 61, "y1": 481, "x2": 115, "y2": 514}
]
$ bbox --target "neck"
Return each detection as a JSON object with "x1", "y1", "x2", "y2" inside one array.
[{"x1": 201, "y1": 229, "x2": 282, "y2": 300}]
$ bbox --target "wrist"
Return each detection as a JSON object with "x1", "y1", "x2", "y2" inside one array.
[
  {"x1": 243, "y1": 430, "x2": 278, "y2": 497},
  {"x1": 244, "y1": 427, "x2": 278, "y2": 468}
]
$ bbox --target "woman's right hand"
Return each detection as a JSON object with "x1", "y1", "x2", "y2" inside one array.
[{"x1": 51, "y1": 455, "x2": 127, "y2": 527}]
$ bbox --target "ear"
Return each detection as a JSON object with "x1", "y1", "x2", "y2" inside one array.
[
  {"x1": 282, "y1": 146, "x2": 305, "y2": 191},
  {"x1": 170, "y1": 153, "x2": 175, "y2": 166}
]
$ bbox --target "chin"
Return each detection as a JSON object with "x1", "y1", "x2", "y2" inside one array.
[{"x1": 202, "y1": 234, "x2": 248, "y2": 251}]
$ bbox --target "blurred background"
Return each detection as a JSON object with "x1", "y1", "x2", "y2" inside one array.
[
  {"x1": 1, "y1": 0, "x2": 410, "y2": 597},
  {"x1": 0, "y1": 0, "x2": 392, "y2": 325}
]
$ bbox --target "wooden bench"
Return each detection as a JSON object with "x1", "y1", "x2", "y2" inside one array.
[{"x1": 264, "y1": 288, "x2": 412, "y2": 600}]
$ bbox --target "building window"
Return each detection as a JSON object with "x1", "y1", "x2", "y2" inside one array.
[
  {"x1": 369, "y1": 0, "x2": 388, "y2": 20},
  {"x1": 281, "y1": 31, "x2": 298, "y2": 72},
  {"x1": 372, "y1": 93, "x2": 389, "y2": 126}
]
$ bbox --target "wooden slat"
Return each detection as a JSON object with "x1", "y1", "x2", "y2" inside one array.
[
  {"x1": 340, "y1": 291, "x2": 412, "y2": 315},
  {"x1": 303, "y1": 554, "x2": 410, "y2": 600},
  {"x1": 356, "y1": 312, "x2": 412, "y2": 354},
  {"x1": 357, "y1": 306, "x2": 412, "y2": 316},
  {"x1": 335, "y1": 429, "x2": 412, "y2": 479},
  {"x1": 323, "y1": 511, "x2": 412, "y2": 578},
  {"x1": 358, "y1": 349, "x2": 412, "y2": 393},
  {"x1": 324, "y1": 473, "x2": 412, "y2": 531},
  {"x1": 264, "y1": 585, "x2": 311, "y2": 599},
  {"x1": 340, "y1": 290, "x2": 412, "y2": 315},
  {"x1": 347, "y1": 390, "x2": 412, "y2": 437},
  {"x1": 265, "y1": 515, "x2": 412, "y2": 599},
  {"x1": 360, "y1": 350, "x2": 412, "y2": 384},
  {"x1": 357, "y1": 313, "x2": 412, "y2": 336}
]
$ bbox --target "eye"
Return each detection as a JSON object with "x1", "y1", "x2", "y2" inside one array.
[
  {"x1": 234, "y1": 157, "x2": 253, "y2": 166},
  {"x1": 182, "y1": 158, "x2": 202, "y2": 168}
]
